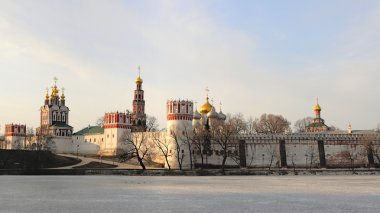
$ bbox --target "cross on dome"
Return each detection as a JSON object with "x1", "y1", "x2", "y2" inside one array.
[
  {"x1": 53, "y1": 77, "x2": 58, "y2": 85},
  {"x1": 135, "y1": 66, "x2": 143, "y2": 84},
  {"x1": 205, "y1": 87, "x2": 210, "y2": 98}
]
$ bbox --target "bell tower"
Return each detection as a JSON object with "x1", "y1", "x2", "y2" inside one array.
[{"x1": 131, "y1": 66, "x2": 146, "y2": 132}]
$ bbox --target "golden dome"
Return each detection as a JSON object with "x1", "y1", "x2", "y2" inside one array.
[
  {"x1": 314, "y1": 104, "x2": 321, "y2": 111},
  {"x1": 61, "y1": 93, "x2": 65, "y2": 101},
  {"x1": 314, "y1": 98, "x2": 321, "y2": 111},
  {"x1": 135, "y1": 75, "x2": 143, "y2": 84},
  {"x1": 51, "y1": 85, "x2": 59, "y2": 98},
  {"x1": 200, "y1": 97, "x2": 213, "y2": 114},
  {"x1": 45, "y1": 89, "x2": 49, "y2": 100}
]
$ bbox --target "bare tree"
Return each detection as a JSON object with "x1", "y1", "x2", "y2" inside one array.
[
  {"x1": 146, "y1": 115, "x2": 159, "y2": 132},
  {"x1": 341, "y1": 147, "x2": 358, "y2": 174},
  {"x1": 305, "y1": 146, "x2": 318, "y2": 169},
  {"x1": 121, "y1": 131, "x2": 151, "y2": 170},
  {"x1": 287, "y1": 151, "x2": 297, "y2": 173},
  {"x1": 36, "y1": 125, "x2": 52, "y2": 150},
  {"x1": 95, "y1": 117, "x2": 103, "y2": 126},
  {"x1": 192, "y1": 125, "x2": 208, "y2": 169},
  {"x1": 359, "y1": 134, "x2": 379, "y2": 168},
  {"x1": 329, "y1": 125, "x2": 339, "y2": 131},
  {"x1": 181, "y1": 124, "x2": 195, "y2": 170},
  {"x1": 252, "y1": 114, "x2": 291, "y2": 134},
  {"x1": 169, "y1": 128, "x2": 185, "y2": 170},
  {"x1": 265, "y1": 145, "x2": 279, "y2": 171},
  {"x1": 152, "y1": 132, "x2": 172, "y2": 170},
  {"x1": 246, "y1": 117, "x2": 255, "y2": 134},
  {"x1": 26, "y1": 127, "x2": 35, "y2": 150},
  {"x1": 211, "y1": 114, "x2": 247, "y2": 172},
  {"x1": 293, "y1": 117, "x2": 313, "y2": 133}
]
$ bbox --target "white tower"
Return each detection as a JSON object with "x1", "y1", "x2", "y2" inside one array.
[
  {"x1": 103, "y1": 111, "x2": 131, "y2": 156},
  {"x1": 4, "y1": 124, "x2": 26, "y2": 149},
  {"x1": 166, "y1": 99, "x2": 193, "y2": 169}
]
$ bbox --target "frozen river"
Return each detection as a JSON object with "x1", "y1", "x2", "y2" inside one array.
[{"x1": 0, "y1": 175, "x2": 379, "y2": 213}]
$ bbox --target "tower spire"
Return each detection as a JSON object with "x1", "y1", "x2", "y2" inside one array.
[
  {"x1": 132, "y1": 67, "x2": 146, "y2": 132},
  {"x1": 135, "y1": 66, "x2": 143, "y2": 84},
  {"x1": 45, "y1": 88, "x2": 49, "y2": 100},
  {"x1": 61, "y1": 87, "x2": 65, "y2": 100},
  {"x1": 44, "y1": 87, "x2": 49, "y2": 105}
]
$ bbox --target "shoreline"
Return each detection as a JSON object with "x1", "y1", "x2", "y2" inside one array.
[{"x1": 1, "y1": 168, "x2": 380, "y2": 176}]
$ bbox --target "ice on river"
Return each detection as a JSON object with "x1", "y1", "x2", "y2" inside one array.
[{"x1": 0, "y1": 175, "x2": 379, "y2": 213}]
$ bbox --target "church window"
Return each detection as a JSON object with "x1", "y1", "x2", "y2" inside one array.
[
  {"x1": 181, "y1": 150, "x2": 184, "y2": 154},
  {"x1": 107, "y1": 134, "x2": 109, "y2": 138},
  {"x1": 94, "y1": 138, "x2": 96, "y2": 142},
  {"x1": 112, "y1": 134, "x2": 114, "y2": 138}
]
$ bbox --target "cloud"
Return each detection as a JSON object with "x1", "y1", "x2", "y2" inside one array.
[
  {"x1": 0, "y1": 1, "x2": 379, "y2": 131},
  {"x1": 0, "y1": 18, "x2": 95, "y2": 79}
]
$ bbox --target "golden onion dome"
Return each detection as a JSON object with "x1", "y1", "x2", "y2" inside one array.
[
  {"x1": 200, "y1": 97, "x2": 213, "y2": 114},
  {"x1": 314, "y1": 104, "x2": 321, "y2": 111},
  {"x1": 60, "y1": 88, "x2": 65, "y2": 100},
  {"x1": 135, "y1": 75, "x2": 143, "y2": 84},
  {"x1": 45, "y1": 89, "x2": 49, "y2": 100},
  {"x1": 314, "y1": 98, "x2": 321, "y2": 111},
  {"x1": 51, "y1": 85, "x2": 59, "y2": 98}
]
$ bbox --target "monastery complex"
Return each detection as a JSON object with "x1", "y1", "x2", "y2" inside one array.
[{"x1": 1, "y1": 71, "x2": 380, "y2": 169}]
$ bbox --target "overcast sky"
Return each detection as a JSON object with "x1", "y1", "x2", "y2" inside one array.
[{"x1": 1, "y1": 0, "x2": 380, "y2": 133}]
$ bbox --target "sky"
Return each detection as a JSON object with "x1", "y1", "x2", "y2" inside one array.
[{"x1": 1, "y1": 0, "x2": 380, "y2": 133}]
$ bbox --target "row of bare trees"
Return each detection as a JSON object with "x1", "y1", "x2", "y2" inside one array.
[
  {"x1": 117, "y1": 114, "x2": 380, "y2": 171},
  {"x1": 119, "y1": 113, "x2": 293, "y2": 171}
]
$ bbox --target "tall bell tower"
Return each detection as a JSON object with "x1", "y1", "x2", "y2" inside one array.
[{"x1": 131, "y1": 67, "x2": 146, "y2": 132}]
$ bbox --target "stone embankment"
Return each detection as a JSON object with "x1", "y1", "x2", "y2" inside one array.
[{"x1": 1, "y1": 168, "x2": 380, "y2": 176}]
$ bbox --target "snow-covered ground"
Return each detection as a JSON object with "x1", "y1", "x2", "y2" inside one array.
[{"x1": 0, "y1": 176, "x2": 379, "y2": 213}]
